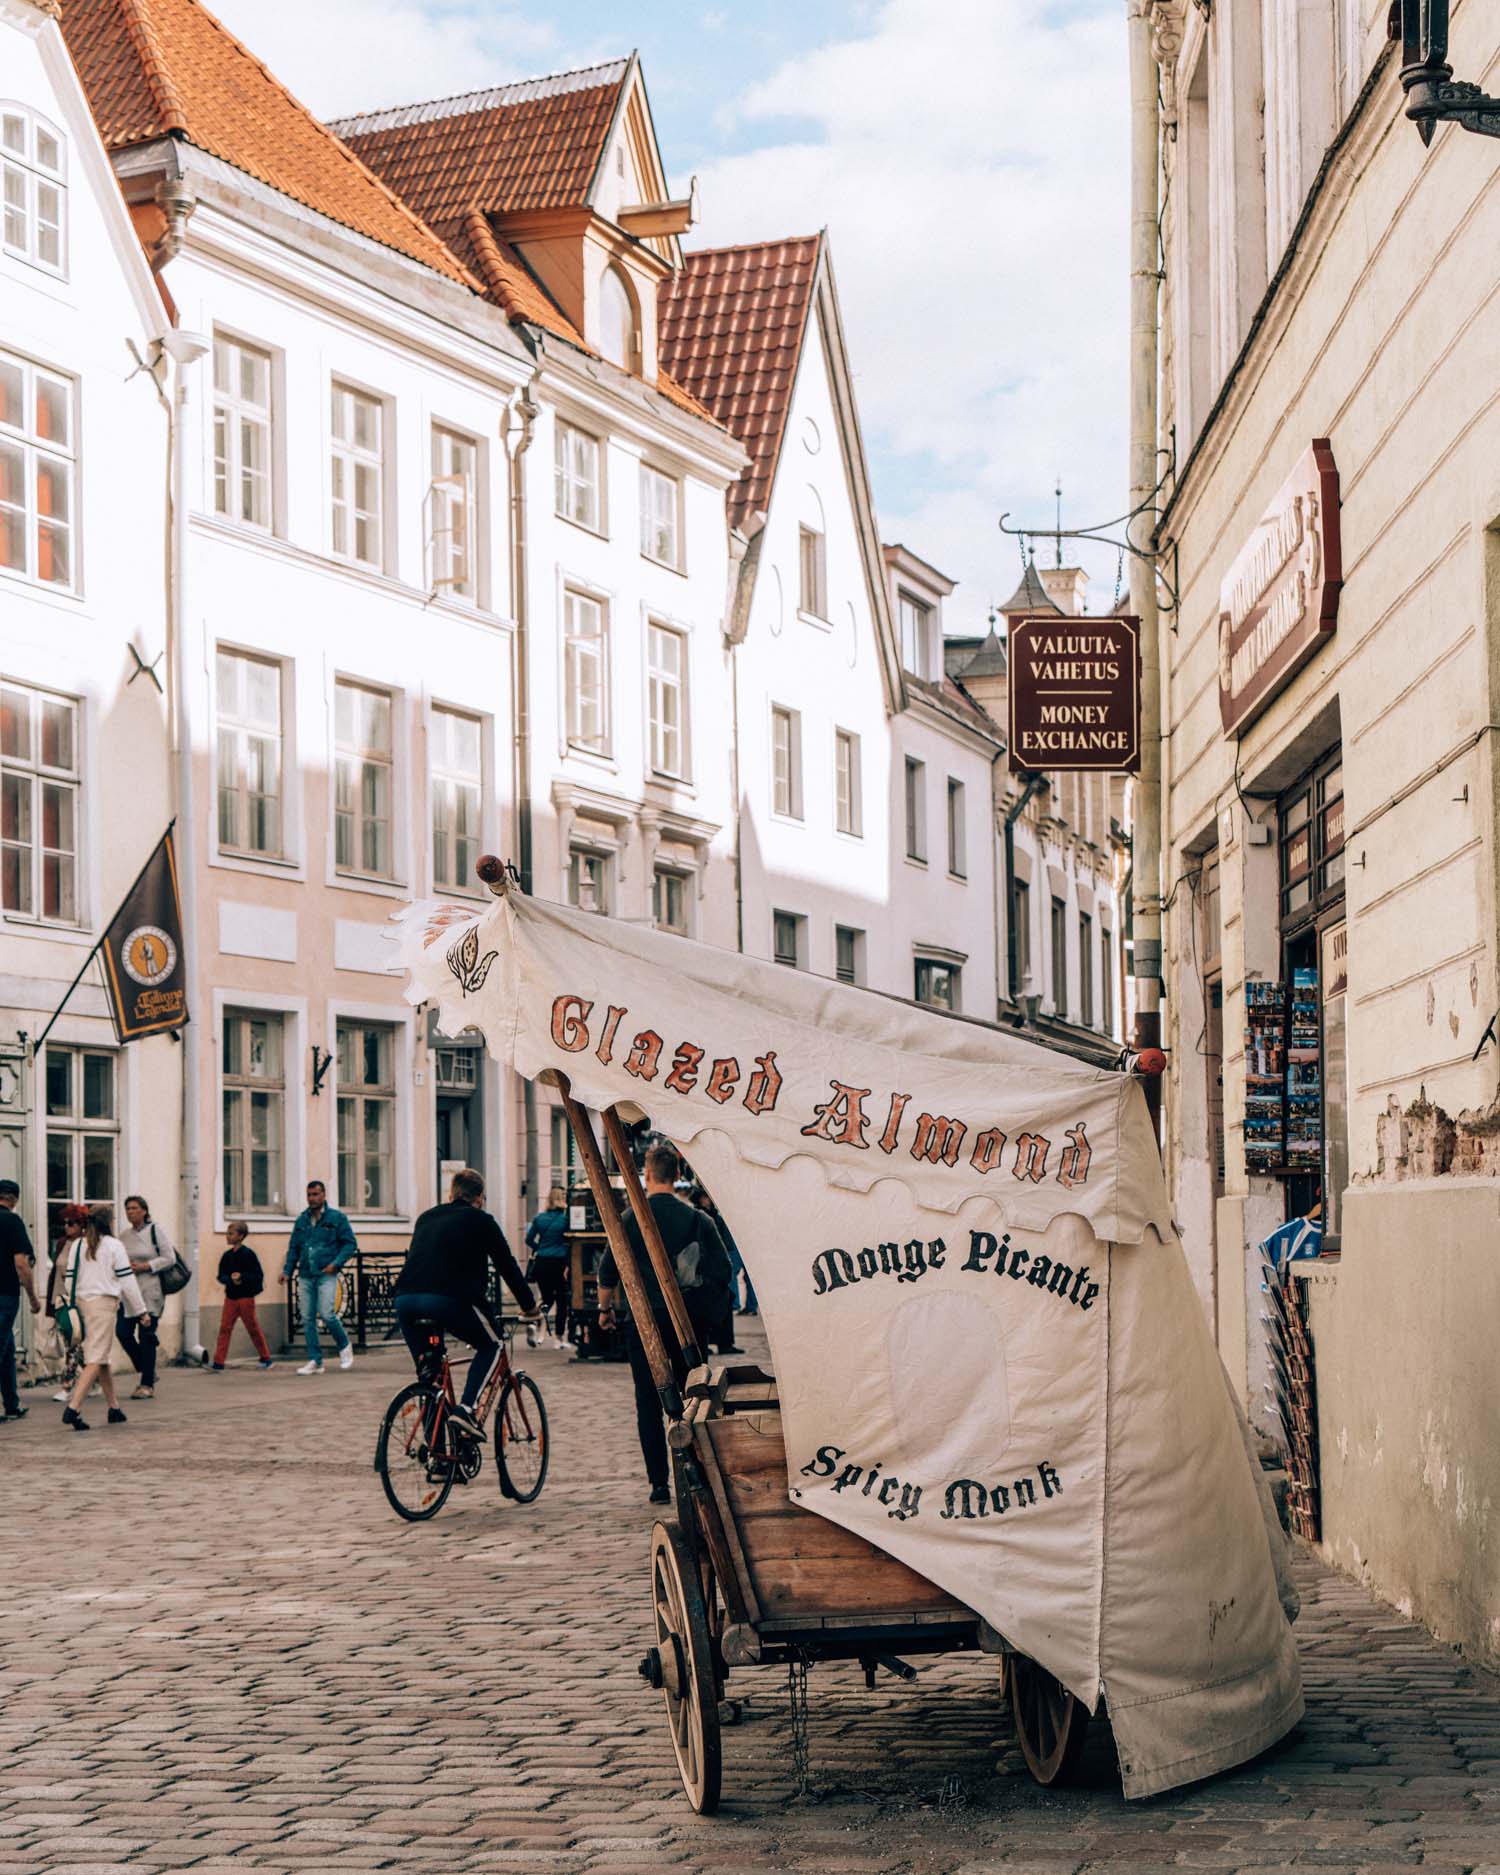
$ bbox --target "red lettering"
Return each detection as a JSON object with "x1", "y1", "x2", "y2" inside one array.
[
  {"x1": 705, "y1": 1057, "x2": 740, "y2": 1104},
  {"x1": 969, "y1": 1127, "x2": 1007, "y2": 1174},
  {"x1": 1056, "y1": 1122, "x2": 1092, "y2": 1190},
  {"x1": 1012, "y1": 1133, "x2": 1051, "y2": 1183},
  {"x1": 551, "y1": 995, "x2": 592, "y2": 1052},
  {"x1": 878, "y1": 1092, "x2": 911, "y2": 1155},
  {"x1": 624, "y1": 1030, "x2": 663, "y2": 1081},
  {"x1": 595, "y1": 1004, "x2": 627, "y2": 1066},
  {"x1": 910, "y1": 1113, "x2": 967, "y2": 1166},
  {"x1": 664, "y1": 1042, "x2": 705, "y2": 1096},
  {"x1": 800, "y1": 1081, "x2": 872, "y2": 1150},
  {"x1": 743, "y1": 1050, "x2": 782, "y2": 1116}
]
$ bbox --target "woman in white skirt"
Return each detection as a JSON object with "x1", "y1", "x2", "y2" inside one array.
[{"x1": 56, "y1": 1203, "x2": 148, "y2": 1431}]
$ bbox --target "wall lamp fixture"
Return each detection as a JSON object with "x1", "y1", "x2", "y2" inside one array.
[{"x1": 1394, "y1": 0, "x2": 1500, "y2": 143}]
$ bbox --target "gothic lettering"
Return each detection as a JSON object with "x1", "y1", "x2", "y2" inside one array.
[{"x1": 550, "y1": 994, "x2": 592, "y2": 1052}]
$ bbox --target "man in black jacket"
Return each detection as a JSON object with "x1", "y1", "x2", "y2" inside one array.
[
  {"x1": 596, "y1": 1143, "x2": 732, "y2": 1504},
  {"x1": 394, "y1": 1168, "x2": 538, "y2": 1438}
]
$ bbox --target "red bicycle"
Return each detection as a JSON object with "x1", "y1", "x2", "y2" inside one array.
[{"x1": 375, "y1": 1315, "x2": 549, "y2": 1521}]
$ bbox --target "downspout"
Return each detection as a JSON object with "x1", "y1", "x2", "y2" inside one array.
[
  {"x1": 504, "y1": 385, "x2": 540, "y2": 1213},
  {"x1": 1004, "y1": 773, "x2": 1047, "y2": 1001},
  {"x1": 1127, "y1": 0, "x2": 1164, "y2": 1130}
]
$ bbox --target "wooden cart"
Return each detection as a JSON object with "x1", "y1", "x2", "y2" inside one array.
[{"x1": 558, "y1": 1080, "x2": 1095, "y2": 1815}]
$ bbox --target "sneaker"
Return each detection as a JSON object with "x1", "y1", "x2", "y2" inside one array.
[
  {"x1": 297, "y1": 1361, "x2": 324, "y2": 1376},
  {"x1": 648, "y1": 1484, "x2": 672, "y2": 1506},
  {"x1": 257, "y1": 1359, "x2": 274, "y2": 1370},
  {"x1": 130, "y1": 1385, "x2": 154, "y2": 1400},
  {"x1": 338, "y1": 1345, "x2": 355, "y2": 1371},
  {"x1": 107, "y1": 1407, "x2": 128, "y2": 1425},
  {"x1": 52, "y1": 1389, "x2": 68, "y2": 1403},
  {"x1": 62, "y1": 1407, "x2": 89, "y2": 1431},
  {"x1": 210, "y1": 1363, "x2": 225, "y2": 1372},
  {"x1": 448, "y1": 1403, "x2": 486, "y2": 1442},
  {"x1": 525, "y1": 1321, "x2": 539, "y2": 1349},
  {"x1": 3, "y1": 1406, "x2": 27, "y2": 1421},
  {"x1": 552, "y1": 1337, "x2": 569, "y2": 1352}
]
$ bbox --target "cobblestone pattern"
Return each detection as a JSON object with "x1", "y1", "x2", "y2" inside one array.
[{"x1": 2, "y1": 1328, "x2": 1498, "y2": 1874}]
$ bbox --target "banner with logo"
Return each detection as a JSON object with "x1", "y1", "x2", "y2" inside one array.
[{"x1": 99, "y1": 830, "x2": 188, "y2": 1041}]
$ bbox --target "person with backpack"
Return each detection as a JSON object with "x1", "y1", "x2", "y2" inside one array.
[
  {"x1": 524, "y1": 1186, "x2": 571, "y2": 1349},
  {"x1": 57, "y1": 1203, "x2": 148, "y2": 1431},
  {"x1": 595, "y1": 1143, "x2": 733, "y2": 1505},
  {"x1": 211, "y1": 1221, "x2": 274, "y2": 1371},
  {"x1": 117, "y1": 1194, "x2": 180, "y2": 1399}
]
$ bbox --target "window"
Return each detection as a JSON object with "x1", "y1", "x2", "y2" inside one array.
[
  {"x1": 549, "y1": 1106, "x2": 571, "y2": 1194},
  {"x1": 1, "y1": 350, "x2": 74, "y2": 588},
  {"x1": 555, "y1": 421, "x2": 600, "y2": 531},
  {"x1": 1014, "y1": 878, "x2": 1032, "y2": 988},
  {"x1": 1279, "y1": 754, "x2": 1344, "y2": 927},
  {"x1": 653, "y1": 867, "x2": 689, "y2": 936},
  {"x1": 947, "y1": 777, "x2": 966, "y2": 878},
  {"x1": 330, "y1": 383, "x2": 384, "y2": 567},
  {"x1": 640, "y1": 463, "x2": 679, "y2": 567},
  {"x1": 600, "y1": 265, "x2": 638, "y2": 372},
  {"x1": 430, "y1": 707, "x2": 482, "y2": 893},
  {"x1": 1, "y1": 107, "x2": 64, "y2": 272},
  {"x1": 773, "y1": 910, "x2": 805, "y2": 969},
  {"x1": 222, "y1": 1010, "x2": 285, "y2": 1212},
  {"x1": 44, "y1": 1044, "x2": 115, "y2": 1240},
  {"x1": 336, "y1": 1019, "x2": 396, "y2": 1213},
  {"x1": 564, "y1": 589, "x2": 608, "y2": 753},
  {"x1": 334, "y1": 681, "x2": 394, "y2": 878},
  {"x1": 212, "y1": 336, "x2": 272, "y2": 530},
  {"x1": 834, "y1": 730, "x2": 861, "y2": 836},
  {"x1": 1079, "y1": 911, "x2": 1094, "y2": 1027},
  {"x1": 647, "y1": 623, "x2": 686, "y2": 778},
  {"x1": 430, "y1": 426, "x2": 478, "y2": 599},
  {"x1": 1051, "y1": 898, "x2": 1068, "y2": 1018},
  {"x1": 568, "y1": 847, "x2": 610, "y2": 915},
  {"x1": 899, "y1": 593, "x2": 934, "y2": 681},
  {"x1": 799, "y1": 525, "x2": 826, "y2": 618},
  {"x1": 915, "y1": 958, "x2": 959, "y2": 1013},
  {"x1": 1100, "y1": 929, "x2": 1114, "y2": 1035},
  {"x1": 1199, "y1": 849, "x2": 1222, "y2": 972},
  {"x1": 771, "y1": 706, "x2": 802, "y2": 819},
  {"x1": 904, "y1": 757, "x2": 927, "y2": 863},
  {"x1": 835, "y1": 924, "x2": 864, "y2": 985},
  {"x1": 1, "y1": 682, "x2": 77, "y2": 922},
  {"x1": 215, "y1": 649, "x2": 282, "y2": 858}
]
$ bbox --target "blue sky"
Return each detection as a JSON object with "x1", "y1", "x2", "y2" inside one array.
[{"x1": 212, "y1": 0, "x2": 1130, "y2": 632}]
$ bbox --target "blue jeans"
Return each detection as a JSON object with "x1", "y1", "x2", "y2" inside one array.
[
  {"x1": 298, "y1": 1272, "x2": 349, "y2": 1363},
  {"x1": 395, "y1": 1292, "x2": 499, "y2": 1411},
  {"x1": 0, "y1": 1292, "x2": 19, "y2": 1415}
]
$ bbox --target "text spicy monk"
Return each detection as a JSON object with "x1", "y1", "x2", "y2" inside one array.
[{"x1": 550, "y1": 993, "x2": 1096, "y2": 1191}]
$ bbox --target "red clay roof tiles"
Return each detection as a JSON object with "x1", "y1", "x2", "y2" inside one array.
[
  {"x1": 60, "y1": 0, "x2": 474, "y2": 286},
  {"x1": 658, "y1": 235, "x2": 821, "y2": 530}
]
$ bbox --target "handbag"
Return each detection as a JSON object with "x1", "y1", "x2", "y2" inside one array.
[
  {"x1": 54, "y1": 1246, "x2": 81, "y2": 1345},
  {"x1": 153, "y1": 1224, "x2": 193, "y2": 1297}
]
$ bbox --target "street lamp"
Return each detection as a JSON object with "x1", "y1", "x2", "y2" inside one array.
[{"x1": 1395, "y1": 0, "x2": 1500, "y2": 144}]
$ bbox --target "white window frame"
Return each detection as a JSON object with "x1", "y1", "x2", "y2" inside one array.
[
  {"x1": 798, "y1": 525, "x2": 827, "y2": 620},
  {"x1": 647, "y1": 621, "x2": 688, "y2": 780},
  {"x1": 555, "y1": 419, "x2": 602, "y2": 533},
  {"x1": 42, "y1": 1041, "x2": 117, "y2": 1237},
  {"x1": 568, "y1": 845, "x2": 613, "y2": 916},
  {"x1": 914, "y1": 956, "x2": 961, "y2": 1014},
  {"x1": 334, "y1": 1014, "x2": 400, "y2": 1217},
  {"x1": 834, "y1": 728, "x2": 861, "y2": 837},
  {"x1": 212, "y1": 333, "x2": 273, "y2": 533},
  {"x1": 1, "y1": 105, "x2": 66, "y2": 276},
  {"x1": 215, "y1": 647, "x2": 284, "y2": 861},
  {"x1": 652, "y1": 864, "x2": 692, "y2": 937},
  {"x1": 221, "y1": 1006, "x2": 288, "y2": 1216},
  {"x1": 946, "y1": 776, "x2": 967, "y2": 879},
  {"x1": 330, "y1": 380, "x2": 387, "y2": 570},
  {"x1": 1, "y1": 679, "x2": 80, "y2": 927},
  {"x1": 213, "y1": 989, "x2": 306, "y2": 1229},
  {"x1": 429, "y1": 703, "x2": 485, "y2": 897},
  {"x1": 835, "y1": 924, "x2": 864, "y2": 986},
  {"x1": 0, "y1": 349, "x2": 76, "y2": 592},
  {"x1": 899, "y1": 592, "x2": 935, "y2": 681},
  {"x1": 334, "y1": 679, "x2": 397, "y2": 882},
  {"x1": 639, "y1": 461, "x2": 680, "y2": 569},
  {"x1": 771, "y1": 704, "x2": 803, "y2": 821},
  {"x1": 429, "y1": 422, "x2": 480, "y2": 602},
  {"x1": 904, "y1": 756, "x2": 927, "y2": 864},
  {"x1": 564, "y1": 588, "x2": 610, "y2": 755},
  {"x1": 772, "y1": 908, "x2": 806, "y2": 969}
]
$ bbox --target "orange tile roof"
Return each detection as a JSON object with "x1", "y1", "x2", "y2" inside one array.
[
  {"x1": 331, "y1": 61, "x2": 629, "y2": 226},
  {"x1": 658, "y1": 236, "x2": 821, "y2": 530},
  {"x1": 59, "y1": 0, "x2": 475, "y2": 288}
]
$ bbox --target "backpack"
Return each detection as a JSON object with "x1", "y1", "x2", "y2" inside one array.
[
  {"x1": 54, "y1": 1246, "x2": 81, "y2": 1345},
  {"x1": 152, "y1": 1224, "x2": 194, "y2": 1297},
  {"x1": 675, "y1": 1221, "x2": 732, "y2": 1300}
]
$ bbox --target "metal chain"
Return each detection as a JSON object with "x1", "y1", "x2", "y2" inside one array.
[
  {"x1": 787, "y1": 1655, "x2": 811, "y2": 1794},
  {"x1": 1112, "y1": 543, "x2": 1125, "y2": 611}
]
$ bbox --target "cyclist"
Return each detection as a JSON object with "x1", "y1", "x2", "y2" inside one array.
[{"x1": 394, "y1": 1168, "x2": 539, "y2": 1440}]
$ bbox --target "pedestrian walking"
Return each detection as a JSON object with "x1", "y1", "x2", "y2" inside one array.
[
  {"x1": 58, "y1": 1204, "x2": 148, "y2": 1431},
  {"x1": 595, "y1": 1144, "x2": 733, "y2": 1504},
  {"x1": 46, "y1": 1211, "x2": 86, "y2": 1402},
  {"x1": 282, "y1": 1180, "x2": 357, "y2": 1374},
  {"x1": 117, "y1": 1193, "x2": 176, "y2": 1399},
  {"x1": 692, "y1": 1185, "x2": 748, "y2": 1353},
  {"x1": 212, "y1": 1221, "x2": 274, "y2": 1370},
  {"x1": 524, "y1": 1186, "x2": 571, "y2": 1349},
  {"x1": 0, "y1": 1178, "x2": 40, "y2": 1423}
]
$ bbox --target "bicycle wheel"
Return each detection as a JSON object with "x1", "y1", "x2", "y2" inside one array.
[
  {"x1": 376, "y1": 1382, "x2": 457, "y2": 1521},
  {"x1": 495, "y1": 1372, "x2": 549, "y2": 1503}
]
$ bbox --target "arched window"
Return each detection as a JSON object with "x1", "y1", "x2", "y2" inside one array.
[
  {"x1": 599, "y1": 266, "x2": 637, "y2": 372},
  {"x1": 1, "y1": 106, "x2": 66, "y2": 274}
]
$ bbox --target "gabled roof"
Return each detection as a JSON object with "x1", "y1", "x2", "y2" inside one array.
[
  {"x1": 59, "y1": 0, "x2": 475, "y2": 288},
  {"x1": 330, "y1": 60, "x2": 630, "y2": 225},
  {"x1": 658, "y1": 235, "x2": 821, "y2": 532}
]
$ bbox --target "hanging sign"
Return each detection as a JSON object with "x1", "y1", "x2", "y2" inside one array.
[
  {"x1": 99, "y1": 830, "x2": 188, "y2": 1041},
  {"x1": 1219, "y1": 439, "x2": 1341, "y2": 734},
  {"x1": 1008, "y1": 613, "x2": 1141, "y2": 774}
]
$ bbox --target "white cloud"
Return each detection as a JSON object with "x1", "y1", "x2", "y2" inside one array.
[{"x1": 691, "y1": 0, "x2": 1129, "y2": 630}]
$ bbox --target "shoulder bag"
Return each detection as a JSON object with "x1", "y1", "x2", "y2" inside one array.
[
  {"x1": 54, "y1": 1247, "x2": 82, "y2": 1346},
  {"x1": 153, "y1": 1223, "x2": 194, "y2": 1298}
]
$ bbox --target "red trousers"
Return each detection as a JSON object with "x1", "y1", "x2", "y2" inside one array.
[{"x1": 214, "y1": 1296, "x2": 271, "y2": 1365}]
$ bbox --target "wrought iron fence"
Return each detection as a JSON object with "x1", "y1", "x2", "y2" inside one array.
[{"x1": 286, "y1": 1249, "x2": 515, "y2": 1351}]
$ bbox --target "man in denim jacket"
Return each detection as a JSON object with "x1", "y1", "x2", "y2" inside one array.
[{"x1": 282, "y1": 1180, "x2": 358, "y2": 1374}]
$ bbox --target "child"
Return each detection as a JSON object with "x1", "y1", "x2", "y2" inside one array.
[{"x1": 212, "y1": 1221, "x2": 274, "y2": 1370}]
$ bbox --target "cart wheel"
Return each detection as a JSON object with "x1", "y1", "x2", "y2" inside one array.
[
  {"x1": 649, "y1": 1520, "x2": 722, "y2": 1815},
  {"x1": 1006, "y1": 1654, "x2": 1090, "y2": 1786}
]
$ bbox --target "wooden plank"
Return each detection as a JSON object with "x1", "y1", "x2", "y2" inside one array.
[
  {"x1": 753, "y1": 1553, "x2": 964, "y2": 1617},
  {"x1": 690, "y1": 1422, "x2": 764, "y2": 1626}
]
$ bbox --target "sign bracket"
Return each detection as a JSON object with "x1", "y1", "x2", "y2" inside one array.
[{"x1": 998, "y1": 447, "x2": 1180, "y2": 618}]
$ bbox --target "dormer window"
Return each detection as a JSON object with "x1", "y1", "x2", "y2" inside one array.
[
  {"x1": 2, "y1": 106, "x2": 65, "y2": 274},
  {"x1": 899, "y1": 592, "x2": 935, "y2": 682},
  {"x1": 600, "y1": 265, "x2": 638, "y2": 373}
]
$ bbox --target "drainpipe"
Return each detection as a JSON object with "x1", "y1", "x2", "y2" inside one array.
[
  {"x1": 1004, "y1": 772, "x2": 1047, "y2": 1001},
  {"x1": 1127, "y1": 0, "x2": 1164, "y2": 1129},
  {"x1": 504, "y1": 387, "x2": 540, "y2": 1214}
]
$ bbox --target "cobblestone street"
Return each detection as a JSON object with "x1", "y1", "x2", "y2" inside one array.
[{"x1": 3, "y1": 1329, "x2": 1498, "y2": 1875}]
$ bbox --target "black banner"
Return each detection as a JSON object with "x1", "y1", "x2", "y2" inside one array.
[{"x1": 99, "y1": 830, "x2": 188, "y2": 1042}]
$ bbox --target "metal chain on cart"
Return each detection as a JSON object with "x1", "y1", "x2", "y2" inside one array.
[{"x1": 787, "y1": 1654, "x2": 811, "y2": 1794}]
